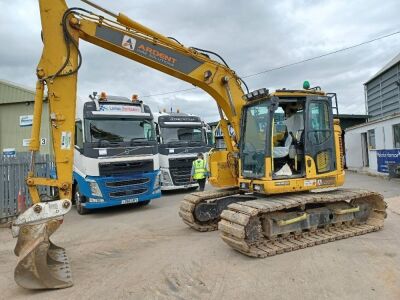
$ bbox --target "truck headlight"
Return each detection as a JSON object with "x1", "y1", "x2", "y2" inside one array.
[
  {"x1": 161, "y1": 170, "x2": 172, "y2": 186},
  {"x1": 154, "y1": 173, "x2": 161, "y2": 189},
  {"x1": 88, "y1": 180, "x2": 102, "y2": 197}
]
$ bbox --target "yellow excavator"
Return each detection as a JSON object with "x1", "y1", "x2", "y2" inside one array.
[{"x1": 13, "y1": 0, "x2": 387, "y2": 290}]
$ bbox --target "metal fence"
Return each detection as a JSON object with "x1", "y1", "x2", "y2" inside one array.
[{"x1": 0, "y1": 153, "x2": 52, "y2": 224}]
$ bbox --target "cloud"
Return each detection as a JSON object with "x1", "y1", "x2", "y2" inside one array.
[{"x1": 1, "y1": 0, "x2": 400, "y2": 122}]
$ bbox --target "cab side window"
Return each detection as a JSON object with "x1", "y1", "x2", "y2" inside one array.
[
  {"x1": 308, "y1": 102, "x2": 331, "y2": 145},
  {"x1": 75, "y1": 120, "x2": 84, "y2": 149}
]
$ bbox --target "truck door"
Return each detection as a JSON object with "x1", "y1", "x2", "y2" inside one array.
[{"x1": 304, "y1": 96, "x2": 336, "y2": 174}]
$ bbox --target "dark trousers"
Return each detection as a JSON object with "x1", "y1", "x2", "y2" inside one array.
[{"x1": 196, "y1": 178, "x2": 206, "y2": 191}]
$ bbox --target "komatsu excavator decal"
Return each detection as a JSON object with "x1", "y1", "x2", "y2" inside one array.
[
  {"x1": 96, "y1": 26, "x2": 203, "y2": 74},
  {"x1": 317, "y1": 177, "x2": 336, "y2": 186}
]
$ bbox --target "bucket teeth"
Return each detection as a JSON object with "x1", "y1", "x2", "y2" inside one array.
[{"x1": 14, "y1": 220, "x2": 73, "y2": 289}]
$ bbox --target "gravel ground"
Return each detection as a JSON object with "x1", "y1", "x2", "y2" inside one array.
[{"x1": 0, "y1": 172, "x2": 399, "y2": 300}]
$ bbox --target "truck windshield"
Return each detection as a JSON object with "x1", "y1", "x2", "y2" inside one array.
[
  {"x1": 87, "y1": 118, "x2": 155, "y2": 144},
  {"x1": 161, "y1": 127, "x2": 204, "y2": 144},
  {"x1": 241, "y1": 101, "x2": 269, "y2": 178}
]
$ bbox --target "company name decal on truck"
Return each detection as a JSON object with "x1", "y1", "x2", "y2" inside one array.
[{"x1": 99, "y1": 104, "x2": 141, "y2": 112}]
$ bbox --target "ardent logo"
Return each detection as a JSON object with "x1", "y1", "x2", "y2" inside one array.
[
  {"x1": 137, "y1": 44, "x2": 177, "y2": 64},
  {"x1": 122, "y1": 35, "x2": 136, "y2": 50}
]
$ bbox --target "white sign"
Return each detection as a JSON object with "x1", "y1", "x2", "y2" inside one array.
[
  {"x1": 99, "y1": 149, "x2": 107, "y2": 156},
  {"x1": 304, "y1": 179, "x2": 316, "y2": 187},
  {"x1": 99, "y1": 104, "x2": 141, "y2": 113},
  {"x1": 3, "y1": 148, "x2": 16, "y2": 157},
  {"x1": 61, "y1": 131, "x2": 71, "y2": 150},
  {"x1": 22, "y1": 139, "x2": 31, "y2": 147},
  {"x1": 19, "y1": 115, "x2": 33, "y2": 127},
  {"x1": 23, "y1": 138, "x2": 47, "y2": 147}
]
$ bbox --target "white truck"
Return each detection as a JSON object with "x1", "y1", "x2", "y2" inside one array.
[
  {"x1": 153, "y1": 112, "x2": 208, "y2": 190},
  {"x1": 73, "y1": 92, "x2": 161, "y2": 214}
]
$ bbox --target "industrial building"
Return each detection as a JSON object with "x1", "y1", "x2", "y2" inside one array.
[
  {"x1": 0, "y1": 80, "x2": 51, "y2": 155},
  {"x1": 365, "y1": 53, "x2": 400, "y2": 119},
  {"x1": 346, "y1": 53, "x2": 400, "y2": 175}
]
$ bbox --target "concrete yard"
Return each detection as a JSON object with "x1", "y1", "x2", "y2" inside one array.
[{"x1": 0, "y1": 172, "x2": 399, "y2": 300}]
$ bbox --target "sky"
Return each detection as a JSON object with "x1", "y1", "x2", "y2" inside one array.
[{"x1": 1, "y1": 0, "x2": 400, "y2": 122}]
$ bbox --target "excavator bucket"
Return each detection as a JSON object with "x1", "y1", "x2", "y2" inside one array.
[{"x1": 12, "y1": 200, "x2": 72, "y2": 289}]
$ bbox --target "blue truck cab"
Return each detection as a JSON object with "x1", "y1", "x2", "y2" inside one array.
[{"x1": 73, "y1": 92, "x2": 161, "y2": 214}]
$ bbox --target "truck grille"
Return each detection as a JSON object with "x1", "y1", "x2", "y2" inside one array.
[
  {"x1": 109, "y1": 188, "x2": 147, "y2": 198},
  {"x1": 170, "y1": 167, "x2": 192, "y2": 186},
  {"x1": 169, "y1": 157, "x2": 195, "y2": 186},
  {"x1": 105, "y1": 178, "x2": 150, "y2": 187},
  {"x1": 99, "y1": 160, "x2": 153, "y2": 176}
]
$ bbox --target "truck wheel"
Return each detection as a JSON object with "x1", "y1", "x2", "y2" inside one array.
[
  {"x1": 139, "y1": 200, "x2": 151, "y2": 206},
  {"x1": 74, "y1": 186, "x2": 89, "y2": 215}
]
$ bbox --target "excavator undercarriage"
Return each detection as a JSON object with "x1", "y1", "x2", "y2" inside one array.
[{"x1": 180, "y1": 188, "x2": 387, "y2": 257}]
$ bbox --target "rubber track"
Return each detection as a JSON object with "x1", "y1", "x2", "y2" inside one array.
[
  {"x1": 179, "y1": 187, "x2": 240, "y2": 232},
  {"x1": 218, "y1": 188, "x2": 387, "y2": 258}
]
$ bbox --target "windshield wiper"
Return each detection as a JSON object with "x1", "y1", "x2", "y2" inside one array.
[
  {"x1": 97, "y1": 139, "x2": 121, "y2": 148},
  {"x1": 108, "y1": 146, "x2": 146, "y2": 158},
  {"x1": 130, "y1": 137, "x2": 150, "y2": 145},
  {"x1": 165, "y1": 140, "x2": 188, "y2": 145}
]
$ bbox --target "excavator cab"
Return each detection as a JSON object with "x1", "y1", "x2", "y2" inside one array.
[{"x1": 239, "y1": 87, "x2": 338, "y2": 193}]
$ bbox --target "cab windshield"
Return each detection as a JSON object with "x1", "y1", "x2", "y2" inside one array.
[
  {"x1": 86, "y1": 118, "x2": 156, "y2": 146},
  {"x1": 161, "y1": 127, "x2": 205, "y2": 145},
  {"x1": 241, "y1": 101, "x2": 269, "y2": 178}
]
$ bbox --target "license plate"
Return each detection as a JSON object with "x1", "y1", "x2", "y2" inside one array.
[{"x1": 121, "y1": 198, "x2": 139, "y2": 205}]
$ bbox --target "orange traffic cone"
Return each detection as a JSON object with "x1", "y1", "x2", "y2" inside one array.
[{"x1": 17, "y1": 188, "x2": 26, "y2": 214}]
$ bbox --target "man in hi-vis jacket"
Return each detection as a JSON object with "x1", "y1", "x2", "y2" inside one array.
[{"x1": 190, "y1": 153, "x2": 207, "y2": 191}]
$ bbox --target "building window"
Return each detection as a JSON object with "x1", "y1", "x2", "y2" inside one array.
[
  {"x1": 368, "y1": 129, "x2": 376, "y2": 149},
  {"x1": 394, "y1": 124, "x2": 400, "y2": 148}
]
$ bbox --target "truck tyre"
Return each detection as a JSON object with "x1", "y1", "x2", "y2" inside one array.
[
  {"x1": 74, "y1": 185, "x2": 89, "y2": 215},
  {"x1": 139, "y1": 200, "x2": 151, "y2": 206}
]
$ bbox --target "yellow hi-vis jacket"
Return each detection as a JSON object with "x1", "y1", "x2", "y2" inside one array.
[{"x1": 192, "y1": 159, "x2": 206, "y2": 180}]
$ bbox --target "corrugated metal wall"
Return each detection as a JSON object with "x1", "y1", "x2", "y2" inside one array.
[
  {"x1": 0, "y1": 80, "x2": 51, "y2": 154},
  {"x1": 0, "y1": 102, "x2": 51, "y2": 153},
  {"x1": 0, "y1": 80, "x2": 35, "y2": 104},
  {"x1": 366, "y1": 63, "x2": 400, "y2": 119}
]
